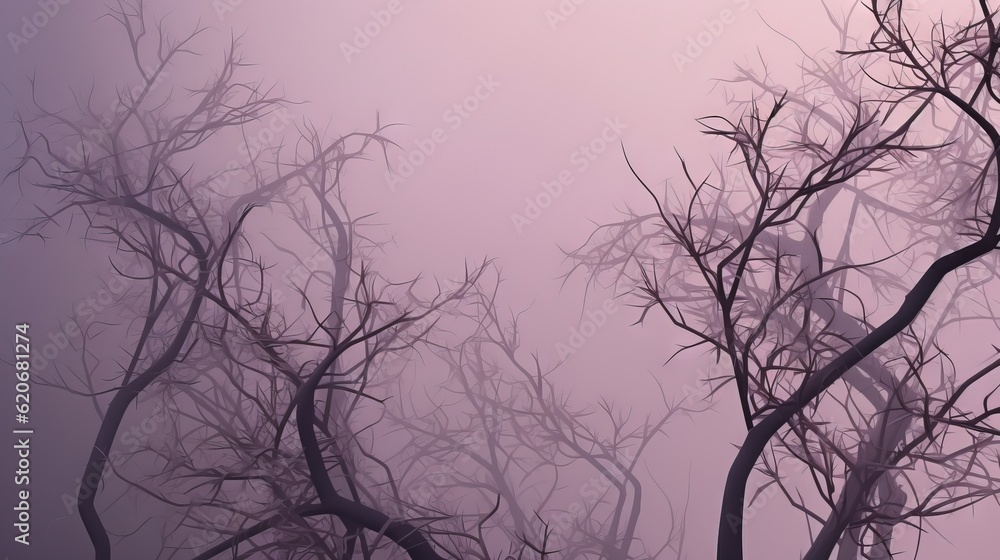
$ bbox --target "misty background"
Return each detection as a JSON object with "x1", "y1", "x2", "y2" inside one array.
[{"x1": 1, "y1": 0, "x2": 992, "y2": 558}]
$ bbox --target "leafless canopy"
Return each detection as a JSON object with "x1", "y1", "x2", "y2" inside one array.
[
  {"x1": 7, "y1": 2, "x2": 688, "y2": 559},
  {"x1": 571, "y1": 1, "x2": 1000, "y2": 558}
]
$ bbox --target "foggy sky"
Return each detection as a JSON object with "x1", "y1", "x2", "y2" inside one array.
[{"x1": 1, "y1": 1, "x2": 993, "y2": 559}]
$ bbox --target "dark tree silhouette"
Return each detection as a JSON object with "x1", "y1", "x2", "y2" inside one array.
[{"x1": 572, "y1": 1, "x2": 1000, "y2": 558}]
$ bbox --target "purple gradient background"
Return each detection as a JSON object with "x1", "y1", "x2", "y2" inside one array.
[{"x1": 0, "y1": 0, "x2": 993, "y2": 558}]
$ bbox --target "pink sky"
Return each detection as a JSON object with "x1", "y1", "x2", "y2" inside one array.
[{"x1": 2, "y1": 0, "x2": 995, "y2": 558}]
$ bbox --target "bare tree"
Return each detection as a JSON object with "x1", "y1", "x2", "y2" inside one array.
[
  {"x1": 384, "y1": 273, "x2": 698, "y2": 559},
  {"x1": 7, "y1": 2, "x2": 465, "y2": 557},
  {"x1": 572, "y1": 2, "x2": 1000, "y2": 558},
  {"x1": 7, "y1": 2, "x2": 688, "y2": 559}
]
